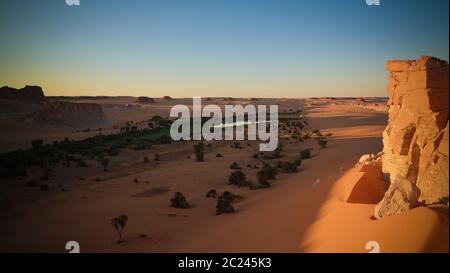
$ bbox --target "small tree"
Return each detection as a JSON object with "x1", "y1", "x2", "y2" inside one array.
[
  {"x1": 98, "y1": 156, "x2": 109, "y2": 172},
  {"x1": 216, "y1": 191, "x2": 236, "y2": 215},
  {"x1": 193, "y1": 142, "x2": 205, "y2": 162},
  {"x1": 171, "y1": 192, "x2": 190, "y2": 208},
  {"x1": 111, "y1": 214, "x2": 128, "y2": 244},
  {"x1": 228, "y1": 170, "x2": 249, "y2": 187}
]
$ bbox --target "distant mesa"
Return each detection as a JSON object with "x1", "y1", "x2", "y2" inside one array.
[
  {"x1": 0, "y1": 85, "x2": 113, "y2": 129},
  {"x1": 137, "y1": 96, "x2": 155, "y2": 104},
  {"x1": 0, "y1": 85, "x2": 45, "y2": 104},
  {"x1": 163, "y1": 96, "x2": 173, "y2": 100},
  {"x1": 27, "y1": 101, "x2": 113, "y2": 129}
]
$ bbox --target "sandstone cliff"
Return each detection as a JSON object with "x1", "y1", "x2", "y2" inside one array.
[{"x1": 376, "y1": 56, "x2": 449, "y2": 218}]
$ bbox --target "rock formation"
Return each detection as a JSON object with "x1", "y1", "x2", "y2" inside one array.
[
  {"x1": 137, "y1": 96, "x2": 155, "y2": 104},
  {"x1": 27, "y1": 101, "x2": 113, "y2": 129},
  {"x1": 376, "y1": 56, "x2": 449, "y2": 219},
  {"x1": 0, "y1": 85, "x2": 46, "y2": 103}
]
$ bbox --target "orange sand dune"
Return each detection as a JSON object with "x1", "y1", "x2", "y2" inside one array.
[{"x1": 300, "y1": 163, "x2": 449, "y2": 253}]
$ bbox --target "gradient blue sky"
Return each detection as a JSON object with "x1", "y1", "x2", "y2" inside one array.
[{"x1": 0, "y1": 0, "x2": 448, "y2": 97}]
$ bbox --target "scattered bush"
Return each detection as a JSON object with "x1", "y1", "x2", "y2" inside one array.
[
  {"x1": 231, "y1": 141, "x2": 241, "y2": 149},
  {"x1": 171, "y1": 192, "x2": 190, "y2": 208},
  {"x1": 228, "y1": 170, "x2": 250, "y2": 187},
  {"x1": 276, "y1": 161, "x2": 299, "y2": 173},
  {"x1": 256, "y1": 164, "x2": 278, "y2": 183},
  {"x1": 216, "y1": 153, "x2": 223, "y2": 158},
  {"x1": 206, "y1": 189, "x2": 217, "y2": 198},
  {"x1": 216, "y1": 191, "x2": 236, "y2": 215},
  {"x1": 193, "y1": 142, "x2": 205, "y2": 162},
  {"x1": 300, "y1": 149, "x2": 311, "y2": 159},
  {"x1": 229, "y1": 162, "x2": 241, "y2": 170},
  {"x1": 111, "y1": 214, "x2": 128, "y2": 243},
  {"x1": 144, "y1": 156, "x2": 149, "y2": 163},
  {"x1": 154, "y1": 153, "x2": 160, "y2": 161},
  {"x1": 98, "y1": 156, "x2": 110, "y2": 172}
]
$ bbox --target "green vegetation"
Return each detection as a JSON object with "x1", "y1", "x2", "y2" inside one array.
[
  {"x1": 98, "y1": 156, "x2": 109, "y2": 172},
  {"x1": 111, "y1": 215, "x2": 128, "y2": 244},
  {"x1": 216, "y1": 191, "x2": 236, "y2": 215},
  {"x1": 228, "y1": 170, "x2": 250, "y2": 187},
  {"x1": 300, "y1": 149, "x2": 311, "y2": 159},
  {"x1": 171, "y1": 192, "x2": 190, "y2": 208},
  {"x1": 256, "y1": 164, "x2": 278, "y2": 184},
  {"x1": 206, "y1": 189, "x2": 217, "y2": 198},
  {"x1": 193, "y1": 142, "x2": 205, "y2": 162},
  {"x1": 0, "y1": 127, "x2": 171, "y2": 178},
  {"x1": 276, "y1": 160, "x2": 300, "y2": 173}
]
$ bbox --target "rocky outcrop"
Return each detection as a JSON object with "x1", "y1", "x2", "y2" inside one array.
[
  {"x1": 137, "y1": 96, "x2": 155, "y2": 104},
  {"x1": 0, "y1": 85, "x2": 46, "y2": 103},
  {"x1": 27, "y1": 101, "x2": 113, "y2": 129},
  {"x1": 376, "y1": 56, "x2": 449, "y2": 218}
]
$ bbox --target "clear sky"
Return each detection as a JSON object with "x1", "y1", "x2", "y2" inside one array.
[{"x1": 0, "y1": 0, "x2": 448, "y2": 98}]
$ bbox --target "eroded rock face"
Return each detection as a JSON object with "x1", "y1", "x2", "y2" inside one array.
[
  {"x1": 378, "y1": 56, "x2": 449, "y2": 218},
  {"x1": 28, "y1": 101, "x2": 113, "y2": 128}
]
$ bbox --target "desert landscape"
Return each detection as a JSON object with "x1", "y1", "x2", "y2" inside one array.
[
  {"x1": 0, "y1": 57, "x2": 447, "y2": 253},
  {"x1": 0, "y1": 0, "x2": 448, "y2": 255}
]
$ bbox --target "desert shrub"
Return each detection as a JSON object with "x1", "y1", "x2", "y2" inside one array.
[
  {"x1": 318, "y1": 139, "x2": 328, "y2": 149},
  {"x1": 228, "y1": 171, "x2": 250, "y2": 187},
  {"x1": 154, "y1": 153, "x2": 160, "y2": 161},
  {"x1": 206, "y1": 189, "x2": 217, "y2": 198},
  {"x1": 277, "y1": 161, "x2": 298, "y2": 173},
  {"x1": 98, "y1": 156, "x2": 109, "y2": 172},
  {"x1": 39, "y1": 184, "x2": 49, "y2": 191},
  {"x1": 256, "y1": 164, "x2": 278, "y2": 183},
  {"x1": 111, "y1": 214, "x2": 128, "y2": 243},
  {"x1": 216, "y1": 153, "x2": 223, "y2": 158},
  {"x1": 229, "y1": 162, "x2": 241, "y2": 170},
  {"x1": 252, "y1": 153, "x2": 258, "y2": 159},
  {"x1": 293, "y1": 158, "x2": 302, "y2": 167},
  {"x1": 144, "y1": 156, "x2": 149, "y2": 163},
  {"x1": 300, "y1": 149, "x2": 311, "y2": 159},
  {"x1": 171, "y1": 192, "x2": 190, "y2": 208},
  {"x1": 231, "y1": 141, "x2": 241, "y2": 149},
  {"x1": 193, "y1": 142, "x2": 205, "y2": 162},
  {"x1": 216, "y1": 191, "x2": 236, "y2": 215},
  {"x1": 133, "y1": 178, "x2": 139, "y2": 183}
]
